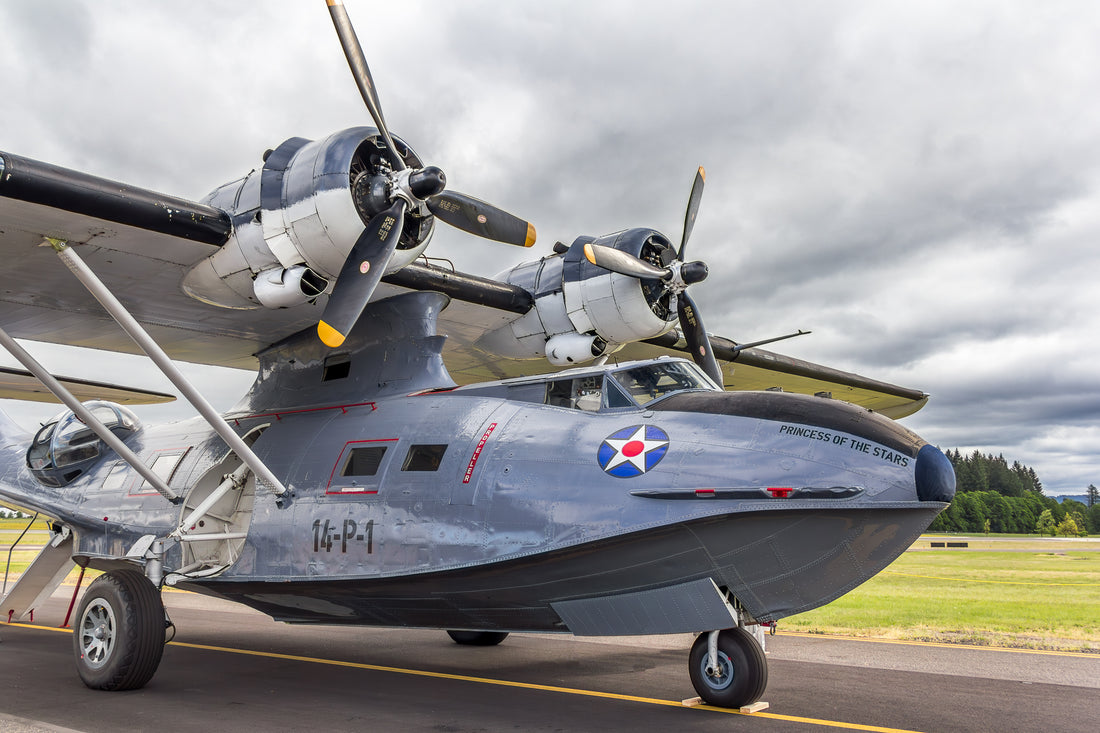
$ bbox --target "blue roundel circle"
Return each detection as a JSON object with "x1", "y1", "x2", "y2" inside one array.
[{"x1": 597, "y1": 425, "x2": 670, "y2": 478}]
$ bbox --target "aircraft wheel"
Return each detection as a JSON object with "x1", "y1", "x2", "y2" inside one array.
[
  {"x1": 73, "y1": 568, "x2": 165, "y2": 691},
  {"x1": 446, "y1": 630, "x2": 509, "y2": 646},
  {"x1": 688, "y1": 627, "x2": 768, "y2": 708}
]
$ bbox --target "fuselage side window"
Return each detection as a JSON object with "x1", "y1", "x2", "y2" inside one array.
[
  {"x1": 342, "y1": 446, "x2": 387, "y2": 476},
  {"x1": 401, "y1": 444, "x2": 447, "y2": 472},
  {"x1": 101, "y1": 462, "x2": 129, "y2": 492},
  {"x1": 141, "y1": 451, "x2": 189, "y2": 492}
]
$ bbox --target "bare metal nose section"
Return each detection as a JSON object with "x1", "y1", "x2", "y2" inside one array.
[{"x1": 915, "y1": 444, "x2": 956, "y2": 502}]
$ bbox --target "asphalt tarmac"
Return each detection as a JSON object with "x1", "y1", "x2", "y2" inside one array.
[{"x1": 1, "y1": 589, "x2": 1098, "y2": 733}]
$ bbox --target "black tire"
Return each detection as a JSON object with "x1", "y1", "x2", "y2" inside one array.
[
  {"x1": 688, "y1": 627, "x2": 768, "y2": 708},
  {"x1": 446, "y1": 630, "x2": 509, "y2": 646},
  {"x1": 72, "y1": 568, "x2": 165, "y2": 691}
]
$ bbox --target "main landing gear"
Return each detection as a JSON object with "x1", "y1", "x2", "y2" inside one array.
[
  {"x1": 688, "y1": 626, "x2": 768, "y2": 708},
  {"x1": 72, "y1": 569, "x2": 166, "y2": 690}
]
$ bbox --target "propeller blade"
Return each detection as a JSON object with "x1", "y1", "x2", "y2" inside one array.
[
  {"x1": 326, "y1": 0, "x2": 405, "y2": 170},
  {"x1": 677, "y1": 290, "x2": 723, "y2": 387},
  {"x1": 428, "y1": 191, "x2": 536, "y2": 247},
  {"x1": 583, "y1": 242, "x2": 669, "y2": 280},
  {"x1": 678, "y1": 166, "x2": 705, "y2": 260},
  {"x1": 318, "y1": 200, "x2": 406, "y2": 348}
]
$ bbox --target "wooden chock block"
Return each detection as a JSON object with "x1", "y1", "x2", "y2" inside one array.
[
  {"x1": 739, "y1": 701, "x2": 770, "y2": 713},
  {"x1": 681, "y1": 696, "x2": 704, "y2": 707}
]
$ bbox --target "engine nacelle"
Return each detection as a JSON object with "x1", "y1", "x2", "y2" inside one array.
[
  {"x1": 478, "y1": 228, "x2": 678, "y2": 363},
  {"x1": 181, "y1": 127, "x2": 435, "y2": 310}
]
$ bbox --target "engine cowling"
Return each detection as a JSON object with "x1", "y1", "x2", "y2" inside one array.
[
  {"x1": 478, "y1": 228, "x2": 679, "y2": 362},
  {"x1": 181, "y1": 127, "x2": 435, "y2": 310}
]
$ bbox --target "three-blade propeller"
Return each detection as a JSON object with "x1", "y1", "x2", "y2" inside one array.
[
  {"x1": 319, "y1": 0, "x2": 536, "y2": 348},
  {"x1": 583, "y1": 167, "x2": 724, "y2": 386}
]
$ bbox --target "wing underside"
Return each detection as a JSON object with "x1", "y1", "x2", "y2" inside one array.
[
  {"x1": 0, "y1": 150, "x2": 927, "y2": 417},
  {"x1": 0, "y1": 366, "x2": 175, "y2": 405}
]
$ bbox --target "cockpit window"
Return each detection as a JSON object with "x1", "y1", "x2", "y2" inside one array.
[
  {"x1": 611, "y1": 361, "x2": 718, "y2": 406},
  {"x1": 604, "y1": 378, "x2": 635, "y2": 409},
  {"x1": 26, "y1": 401, "x2": 142, "y2": 487},
  {"x1": 545, "y1": 375, "x2": 603, "y2": 412}
]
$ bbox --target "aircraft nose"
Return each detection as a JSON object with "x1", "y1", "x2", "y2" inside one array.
[{"x1": 914, "y1": 444, "x2": 956, "y2": 502}]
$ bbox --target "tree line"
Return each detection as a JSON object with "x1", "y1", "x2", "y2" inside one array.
[{"x1": 927, "y1": 450, "x2": 1099, "y2": 535}]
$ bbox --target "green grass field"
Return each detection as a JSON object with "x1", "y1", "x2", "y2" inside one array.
[{"x1": 783, "y1": 536, "x2": 1100, "y2": 651}]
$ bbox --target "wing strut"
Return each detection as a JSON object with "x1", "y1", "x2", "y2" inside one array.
[
  {"x1": 43, "y1": 238, "x2": 289, "y2": 498},
  {"x1": 0, "y1": 326, "x2": 179, "y2": 502}
]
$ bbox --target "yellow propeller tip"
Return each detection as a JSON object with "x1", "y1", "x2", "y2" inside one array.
[
  {"x1": 524, "y1": 222, "x2": 537, "y2": 248},
  {"x1": 318, "y1": 321, "x2": 347, "y2": 348},
  {"x1": 583, "y1": 242, "x2": 597, "y2": 265},
  {"x1": 699, "y1": 166, "x2": 706, "y2": 181}
]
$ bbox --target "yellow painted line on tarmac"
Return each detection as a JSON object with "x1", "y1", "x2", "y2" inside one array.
[
  {"x1": 775, "y1": 631, "x2": 1100, "y2": 658},
  {"x1": 2, "y1": 621, "x2": 925, "y2": 733},
  {"x1": 167, "y1": 640, "x2": 928, "y2": 732},
  {"x1": 2, "y1": 621, "x2": 72, "y2": 634}
]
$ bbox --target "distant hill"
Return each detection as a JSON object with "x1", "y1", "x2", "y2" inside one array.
[{"x1": 1055, "y1": 494, "x2": 1089, "y2": 504}]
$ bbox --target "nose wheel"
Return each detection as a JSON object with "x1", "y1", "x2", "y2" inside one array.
[{"x1": 688, "y1": 627, "x2": 768, "y2": 708}]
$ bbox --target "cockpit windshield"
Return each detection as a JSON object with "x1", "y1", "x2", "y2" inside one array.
[
  {"x1": 456, "y1": 357, "x2": 719, "y2": 412},
  {"x1": 610, "y1": 360, "x2": 718, "y2": 406}
]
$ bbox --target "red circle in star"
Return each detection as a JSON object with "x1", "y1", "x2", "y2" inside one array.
[{"x1": 622, "y1": 440, "x2": 645, "y2": 457}]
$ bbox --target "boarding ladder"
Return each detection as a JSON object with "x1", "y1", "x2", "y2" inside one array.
[{"x1": 1, "y1": 515, "x2": 74, "y2": 623}]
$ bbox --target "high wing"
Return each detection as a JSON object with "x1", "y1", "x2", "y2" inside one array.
[
  {"x1": 0, "y1": 150, "x2": 926, "y2": 417},
  {"x1": 0, "y1": 151, "x2": 311, "y2": 369},
  {"x1": 0, "y1": 366, "x2": 175, "y2": 405}
]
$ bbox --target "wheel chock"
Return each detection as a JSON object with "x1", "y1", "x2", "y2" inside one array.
[{"x1": 680, "y1": 697, "x2": 770, "y2": 713}]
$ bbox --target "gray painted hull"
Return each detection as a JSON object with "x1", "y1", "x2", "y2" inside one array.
[{"x1": 181, "y1": 504, "x2": 940, "y2": 631}]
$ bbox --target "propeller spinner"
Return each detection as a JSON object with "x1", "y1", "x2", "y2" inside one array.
[
  {"x1": 583, "y1": 167, "x2": 724, "y2": 386},
  {"x1": 319, "y1": 0, "x2": 536, "y2": 348}
]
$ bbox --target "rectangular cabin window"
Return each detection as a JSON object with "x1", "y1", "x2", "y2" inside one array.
[
  {"x1": 133, "y1": 448, "x2": 190, "y2": 495},
  {"x1": 149, "y1": 454, "x2": 183, "y2": 482},
  {"x1": 326, "y1": 438, "x2": 397, "y2": 495},
  {"x1": 101, "y1": 462, "x2": 129, "y2": 491},
  {"x1": 401, "y1": 444, "x2": 447, "y2": 472},
  {"x1": 342, "y1": 446, "x2": 387, "y2": 477}
]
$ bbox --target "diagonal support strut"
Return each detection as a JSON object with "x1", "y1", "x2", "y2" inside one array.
[{"x1": 45, "y1": 238, "x2": 289, "y2": 497}]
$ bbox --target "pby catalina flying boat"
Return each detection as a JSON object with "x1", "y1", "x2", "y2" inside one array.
[{"x1": 0, "y1": 0, "x2": 954, "y2": 709}]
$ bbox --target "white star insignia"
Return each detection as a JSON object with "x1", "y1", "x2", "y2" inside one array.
[{"x1": 602, "y1": 425, "x2": 670, "y2": 473}]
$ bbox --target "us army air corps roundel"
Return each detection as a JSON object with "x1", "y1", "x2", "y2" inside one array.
[{"x1": 597, "y1": 425, "x2": 670, "y2": 478}]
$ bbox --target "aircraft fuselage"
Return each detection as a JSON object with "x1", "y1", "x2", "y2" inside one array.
[{"x1": 0, "y1": 350, "x2": 953, "y2": 635}]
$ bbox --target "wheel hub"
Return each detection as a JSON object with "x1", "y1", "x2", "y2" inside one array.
[
  {"x1": 79, "y1": 599, "x2": 116, "y2": 669},
  {"x1": 701, "y1": 651, "x2": 734, "y2": 690}
]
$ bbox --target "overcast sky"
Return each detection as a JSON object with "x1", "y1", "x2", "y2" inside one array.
[{"x1": 2, "y1": 0, "x2": 1098, "y2": 495}]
